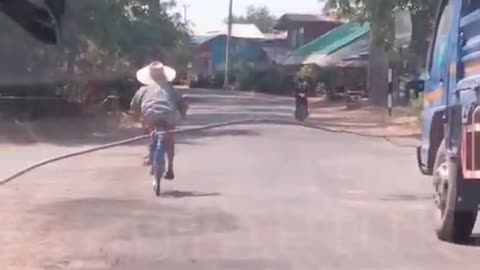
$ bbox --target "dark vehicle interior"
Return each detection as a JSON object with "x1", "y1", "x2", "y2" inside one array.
[
  {"x1": 0, "y1": 0, "x2": 64, "y2": 44},
  {"x1": 0, "y1": 1, "x2": 139, "y2": 119}
]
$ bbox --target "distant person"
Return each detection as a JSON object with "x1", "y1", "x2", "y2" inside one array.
[
  {"x1": 130, "y1": 61, "x2": 187, "y2": 180},
  {"x1": 294, "y1": 77, "x2": 309, "y2": 121}
]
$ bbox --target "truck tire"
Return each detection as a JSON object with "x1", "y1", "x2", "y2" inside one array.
[{"x1": 433, "y1": 141, "x2": 478, "y2": 243}]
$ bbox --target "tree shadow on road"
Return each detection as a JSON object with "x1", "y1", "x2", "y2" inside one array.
[
  {"x1": 160, "y1": 190, "x2": 221, "y2": 199},
  {"x1": 0, "y1": 115, "x2": 261, "y2": 147},
  {"x1": 180, "y1": 128, "x2": 260, "y2": 139},
  {"x1": 380, "y1": 193, "x2": 433, "y2": 201},
  {"x1": 32, "y1": 198, "x2": 238, "y2": 236},
  {"x1": 176, "y1": 128, "x2": 261, "y2": 146},
  {"x1": 0, "y1": 116, "x2": 147, "y2": 146},
  {"x1": 0, "y1": 89, "x2": 420, "y2": 147}
]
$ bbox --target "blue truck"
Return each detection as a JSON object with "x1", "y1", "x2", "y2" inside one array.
[{"x1": 417, "y1": 0, "x2": 480, "y2": 243}]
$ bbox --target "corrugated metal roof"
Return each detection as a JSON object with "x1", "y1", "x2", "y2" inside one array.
[
  {"x1": 192, "y1": 35, "x2": 216, "y2": 45},
  {"x1": 193, "y1": 24, "x2": 265, "y2": 44},
  {"x1": 262, "y1": 32, "x2": 287, "y2": 40},
  {"x1": 282, "y1": 11, "x2": 412, "y2": 67},
  {"x1": 284, "y1": 22, "x2": 370, "y2": 65},
  {"x1": 280, "y1": 13, "x2": 337, "y2": 23},
  {"x1": 322, "y1": 37, "x2": 369, "y2": 67},
  {"x1": 274, "y1": 13, "x2": 340, "y2": 30}
]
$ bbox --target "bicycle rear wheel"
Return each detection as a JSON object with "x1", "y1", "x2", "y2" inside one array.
[
  {"x1": 152, "y1": 134, "x2": 166, "y2": 197},
  {"x1": 153, "y1": 166, "x2": 164, "y2": 197}
]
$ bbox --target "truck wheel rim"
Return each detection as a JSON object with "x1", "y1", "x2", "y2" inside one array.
[{"x1": 434, "y1": 162, "x2": 449, "y2": 216}]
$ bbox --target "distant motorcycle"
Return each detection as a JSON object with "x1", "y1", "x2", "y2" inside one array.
[{"x1": 294, "y1": 83, "x2": 309, "y2": 122}]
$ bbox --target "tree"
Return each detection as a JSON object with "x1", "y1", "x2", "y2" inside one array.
[
  {"x1": 398, "y1": 0, "x2": 437, "y2": 71},
  {"x1": 0, "y1": 0, "x2": 191, "y2": 85},
  {"x1": 323, "y1": 0, "x2": 393, "y2": 105},
  {"x1": 229, "y1": 5, "x2": 277, "y2": 33},
  {"x1": 322, "y1": 0, "x2": 436, "y2": 105},
  {"x1": 64, "y1": 0, "x2": 190, "y2": 70}
]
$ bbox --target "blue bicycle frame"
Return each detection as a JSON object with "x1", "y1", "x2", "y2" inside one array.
[{"x1": 149, "y1": 132, "x2": 166, "y2": 171}]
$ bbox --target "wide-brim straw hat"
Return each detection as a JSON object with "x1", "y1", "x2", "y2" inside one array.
[{"x1": 136, "y1": 61, "x2": 176, "y2": 85}]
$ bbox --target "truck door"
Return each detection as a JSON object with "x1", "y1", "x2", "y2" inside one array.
[{"x1": 420, "y1": 0, "x2": 454, "y2": 172}]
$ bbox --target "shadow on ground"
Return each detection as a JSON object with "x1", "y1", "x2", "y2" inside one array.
[
  {"x1": 179, "y1": 128, "x2": 260, "y2": 140},
  {"x1": 465, "y1": 234, "x2": 480, "y2": 247},
  {"x1": 0, "y1": 89, "x2": 420, "y2": 146},
  {"x1": 32, "y1": 198, "x2": 238, "y2": 237},
  {"x1": 0, "y1": 116, "x2": 146, "y2": 146},
  {"x1": 0, "y1": 117, "x2": 261, "y2": 146},
  {"x1": 176, "y1": 128, "x2": 261, "y2": 146},
  {"x1": 43, "y1": 257, "x2": 291, "y2": 270},
  {"x1": 161, "y1": 190, "x2": 221, "y2": 198},
  {"x1": 380, "y1": 193, "x2": 433, "y2": 202},
  {"x1": 112, "y1": 258, "x2": 291, "y2": 270}
]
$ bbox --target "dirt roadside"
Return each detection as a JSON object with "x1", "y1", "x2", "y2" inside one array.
[{"x1": 307, "y1": 99, "x2": 421, "y2": 138}]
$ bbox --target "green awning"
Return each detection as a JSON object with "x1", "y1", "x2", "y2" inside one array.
[{"x1": 284, "y1": 22, "x2": 370, "y2": 65}]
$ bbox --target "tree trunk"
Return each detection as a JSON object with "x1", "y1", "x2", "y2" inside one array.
[
  {"x1": 367, "y1": 2, "x2": 393, "y2": 107},
  {"x1": 408, "y1": 11, "x2": 431, "y2": 70},
  {"x1": 367, "y1": 32, "x2": 389, "y2": 106}
]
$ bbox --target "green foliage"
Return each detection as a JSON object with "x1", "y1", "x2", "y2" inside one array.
[
  {"x1": 255, "y1": 68, "x2": 291, "y2": 94},
  {"x1": 229, "y1": 5, "x2": 277, "y2": 33},
  {"x1": 323, "y1": 0, "x2": 395, "y2": 46},
  {"x1": 322, "y1": 0, "x2": 436, "y2": 48},
  {"x1": 236, "y1": 67, "x2": 256, "y2": 90},
  {"x1": 295, "y1": 65, "x2": 320, "y2": 83},
  {"x1": 235, "y1": 65, "x2": 293, "y2": 94},
  {"x1": 0, "y1": 0, "x2": 191, "y2": 83},
  {"x1": 322, "y1": 0, "x2": 436, "y2": 105},
  {"x1": 323, "y1": 0, "x2": 436, "y2": 20},
  {"x1": 323, "y1": 0, "x2": 366, "y2": 20}
]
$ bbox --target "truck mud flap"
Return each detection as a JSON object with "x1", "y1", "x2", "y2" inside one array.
[{"x1": 417, "y1": 146, "x2": 432, "y2": 175}]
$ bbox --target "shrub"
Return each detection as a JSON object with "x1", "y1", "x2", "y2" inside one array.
[
  {"x1": 295, "y1": 64, "x2": 320, "y2": 83},
  {"x1": 410, "y1": 92, "x2": 424, "y2": 123}
]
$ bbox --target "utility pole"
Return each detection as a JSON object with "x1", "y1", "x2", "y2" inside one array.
[
  {"x1": 182, "y1": 3, "x2": 190, "y2": 25},
  {"x1": 224, "y1": 0, "x2": 233, "y2": 89},
  {"x1": 387, "y1": 68, "x2": 393, "y2": 116}
]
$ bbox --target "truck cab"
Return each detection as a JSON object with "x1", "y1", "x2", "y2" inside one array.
[{"x1": 418, "y1": 0, "x2": 480, "y2": 243}]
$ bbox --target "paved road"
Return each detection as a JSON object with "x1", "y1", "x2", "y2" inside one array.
[{"x1": 1, "y1": 90, "x2": 480, "y2": 270}]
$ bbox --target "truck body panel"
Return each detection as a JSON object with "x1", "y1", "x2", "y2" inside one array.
[{"x1": 418, "y1": 0, "x2": 480, "y2": 173}]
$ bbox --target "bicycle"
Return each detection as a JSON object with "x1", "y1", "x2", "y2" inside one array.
[{"x1": 149, "y1": 131, "x2": 166, "y2": 197}]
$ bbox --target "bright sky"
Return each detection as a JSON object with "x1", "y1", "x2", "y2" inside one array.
[{"x1": 176, "y1": 0, "x2": 326, "y2": 33}]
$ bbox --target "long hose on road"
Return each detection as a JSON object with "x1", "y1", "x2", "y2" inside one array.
[{"x1": 0, "y1": 118, "x2": 418, "y2": 186}]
